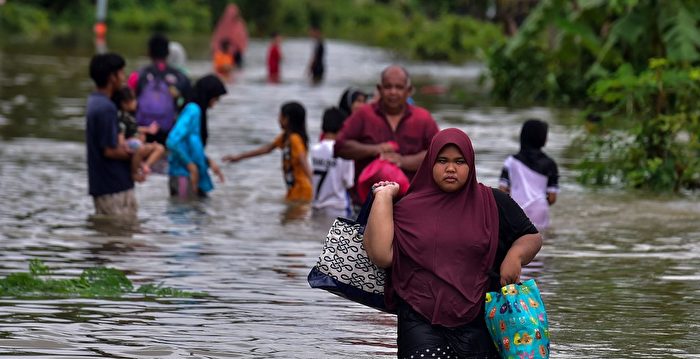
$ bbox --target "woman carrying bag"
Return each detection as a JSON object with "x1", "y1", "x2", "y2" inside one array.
[{"x1": 364, "y1": 128, "x2": 543, "y2": 358}]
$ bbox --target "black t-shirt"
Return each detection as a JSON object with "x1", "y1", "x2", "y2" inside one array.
[
  {"x1": 85, "y1": 93, "x2": 134, "y2": 197},
  {"x1": 489, "y1": 187, "x2": 539, "y2": 291},
  {"x1": 118, "y1": 111, "x2": 139, "y2": 139}
]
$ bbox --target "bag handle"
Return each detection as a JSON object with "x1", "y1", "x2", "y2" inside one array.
[{"x1": 355, "y1": 192, "x2": 374, "y2": 228}]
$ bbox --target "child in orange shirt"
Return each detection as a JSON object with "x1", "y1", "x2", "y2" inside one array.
[
  {"x1": 213, "y1": 39, "x2": 234, "y2": 80},
  {"x1": 222, "y1": 102, "x2": 313, "y2": 202}
]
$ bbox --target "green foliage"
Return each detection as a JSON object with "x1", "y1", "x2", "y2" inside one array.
[
  {"x1": 578, "y1": 62, "x2": 700, "y2": 191},
  {"x1": 110, "y1": 0, "x2": 211, "y2": 33},
  {"x1": 0, "y1": 260, "x2": 206, "y2": 298},
  {"x1": 488, "y1": 0, "x2": 700, "y2": 191},
  {"x1": 0, "y1": 2, "x2": 51, "y2": 37}
]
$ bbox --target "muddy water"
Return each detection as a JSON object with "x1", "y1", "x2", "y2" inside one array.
[{"x1": 0, "y1": 34, "x2": 698, "y2": 358}]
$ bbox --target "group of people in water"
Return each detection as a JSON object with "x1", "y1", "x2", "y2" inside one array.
[{"x1": 85, "y1": 30, "x2": 558, "y2": 358}]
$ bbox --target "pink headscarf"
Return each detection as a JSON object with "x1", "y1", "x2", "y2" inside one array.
[
  {"x1": 210, "y1": 4, "x2": 249, "y2": 54},
  {"x1": 387, "y1": 128, "x2": 499, "y2": 327}
]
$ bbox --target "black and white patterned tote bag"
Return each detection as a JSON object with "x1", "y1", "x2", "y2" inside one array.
[{"x1": 307, "y1": 194, "x2": 390, "y2": 312}]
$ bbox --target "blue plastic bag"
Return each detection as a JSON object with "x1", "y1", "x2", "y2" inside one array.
[{"x1": 484, "y1": 279, "x2": 550, "y2": 358}]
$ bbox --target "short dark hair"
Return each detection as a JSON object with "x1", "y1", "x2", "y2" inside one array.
[
  {"x1": 89, "y1": 53, "x2": 125, "y2": 88},
  {"x1": 322, "y1": 107, "x2": 345, "y2": 134},
  {"x1": 148, "y1": 33, "x2": 170, "y2": 59},
  {"x1": 112, "y1": 86, "x2": 135, "y2": 108}
]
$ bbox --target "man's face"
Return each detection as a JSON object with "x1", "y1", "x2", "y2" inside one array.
[
  {"x1": 378, "y1": 69, "x2": 410, "y2": 113},
  {"x1": 111, "y1": 69, "x2": 125, "y2": 89}
]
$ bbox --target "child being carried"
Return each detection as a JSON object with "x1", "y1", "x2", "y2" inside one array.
[{"x1": 113, "y1": 86, "x2": 165, "y2": 182}]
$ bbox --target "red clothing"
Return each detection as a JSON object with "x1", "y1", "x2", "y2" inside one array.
[
  {"x1": 267, "y1": 43, "x2": 281, "y2": 82},
  {"x1": 334, "y1": 102, "x2": 439, "y2": 181}
]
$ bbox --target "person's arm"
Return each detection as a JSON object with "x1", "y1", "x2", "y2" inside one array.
[
  {"x1": 547, "y1": 192, "x2": 557, "y2": 205},
  {"x1": 335, "y1": 139, "x2": 386, "y2": 160},
  {"x1": 381, "y1": 150, "x2": 426, "y2": 172},
  {"x1": 222, "y1": 141, "x2": 277, "y2": 162},
  {"x1": 208, "y1": 157, "x2": 225, "y2": 183},
  {"x1": 499, "y1": 233, "x2": 542, "y2": 286},
  {"x1": 498, "y1": 161, "x2": 511, "y2": 194},
  {"x1": 104, "y1": 146, "x2": 131, "y2": 160},
  {"x1": 101, "y1": 109, "x2": 131, "y2": 160},
  {"x1": 363, "y1": 181, "x2": 400, "y2": 268}
]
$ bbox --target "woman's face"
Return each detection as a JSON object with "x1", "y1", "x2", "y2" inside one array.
[
  {"x1": 432, "y1": 144, "x2": 469, "y2": 192},
  {"x1": 208, "y1": 96, "x2": 220, "y2": 108},
  {"x1": 350, "y1": 94, "x2": 367, "y2": 113},
  {"x1": 278, "y1": 113, "x2": 288, "y2": 130}
]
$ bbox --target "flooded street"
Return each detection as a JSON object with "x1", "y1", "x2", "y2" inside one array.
[{"x1": 0, "y1": 34, "x2": 698, "y2": 358}]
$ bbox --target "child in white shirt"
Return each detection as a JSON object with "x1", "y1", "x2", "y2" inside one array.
[{"x1": 311, "y1": 108, "x2": 355, "y2": 217}]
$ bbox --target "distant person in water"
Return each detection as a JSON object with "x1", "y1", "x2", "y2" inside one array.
[
  {"x1": 223, "y1": 102, "x2": 313, "y2": 203},
  {"x1": 213, "y1": 38, "x2": 235, "y2": 81},
  {"x1": 112, "y1": 86, "x2": 165, "y2": 182},
  {"x1": 129, "y1": 33, "x2": 192, "y2": 146},
  {"x1": 85, "y1": 53, "x2": 138, "y2": 217},
  {"x1": 499, "y1": 119, "x2": 559, "y2": 231},
  {"x1": 166, "y1": 75, "x2": 227, "y2": 199},
  {"x1": 211, "y1": 3, "x2": 248, "y2": 68},
  {"x1": 307, "y1": 26, "x2": 325, "y2": 84},
  {"x1": 267, "y1": 32, "x2": 282, "y2": 83}
]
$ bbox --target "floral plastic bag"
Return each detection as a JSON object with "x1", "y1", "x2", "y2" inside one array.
[{"x1": 484, "y1": 279, "x2": 550, "y2": 358}]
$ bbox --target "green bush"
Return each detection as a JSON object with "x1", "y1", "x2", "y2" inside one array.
[{"x1": 0, "y1": 2, "x2": 51, "y2": 37}]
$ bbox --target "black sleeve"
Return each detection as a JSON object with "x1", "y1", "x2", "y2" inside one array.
[{"x1": 489, "y1": 188, "x2": 539, "y2": 289}]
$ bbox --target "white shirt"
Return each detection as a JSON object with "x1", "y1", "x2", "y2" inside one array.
[
  {"x1": 500, "y1": 155, "x2": 558, "y2": 230},
  {"x1": 310, "y1": 139, "x2": 354, "y2": 215}
]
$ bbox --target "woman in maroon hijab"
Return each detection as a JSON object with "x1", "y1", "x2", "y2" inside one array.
[{"x1": 364, "y1": 128, "x2": 542, "y2": 358}]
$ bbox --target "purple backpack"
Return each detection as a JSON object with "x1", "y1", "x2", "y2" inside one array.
[{"x1": 136, "y1": 70, "x2": 176, "y2": 131}]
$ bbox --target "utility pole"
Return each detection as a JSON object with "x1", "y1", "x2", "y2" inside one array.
[{"x1": 94, "y1": 0, "x2": 108, "y2": 53}]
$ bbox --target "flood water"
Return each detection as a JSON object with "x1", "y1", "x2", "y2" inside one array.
[{"x1": 0, "y1": 33, "x2": 698, "y2": 358}]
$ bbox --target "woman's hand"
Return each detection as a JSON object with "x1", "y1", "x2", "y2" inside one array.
[
  {"x1": 186, "y1": 162, "x2": 199, "y2": 190},
  {"x1": 499, "y1": 253, "x2": 522, "y2": 286},
  {"x1": 209, "y1": 160, "x2": 225, "y2": 183},
  {"x1": 371, "y1": 181, "x2": 400, "y2": 198}
]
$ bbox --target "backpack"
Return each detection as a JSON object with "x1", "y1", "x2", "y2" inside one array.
[{"x1": 135, "y1": 68, "x2": 176, "y2": 131}]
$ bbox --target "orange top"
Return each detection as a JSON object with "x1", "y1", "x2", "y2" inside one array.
[
  {"x1": 273, "y1": 133, "x2": 312, "y2": 202},
  {"x1": 213, "y1": 50, "x2": 233, "y2": 73}
]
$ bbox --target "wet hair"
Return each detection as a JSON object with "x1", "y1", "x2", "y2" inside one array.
[
  {"x1": 112, "y1": 86, "x2": 135, "y2": 108},
  {"x1": 520, "y1": 119, "x2": 549, "y2": 150},
  {"x1": 281, "y1": 102, "x2": 309, "y2": 150},
  {"x1": 148, "y1": 33, "x2": 170, "y2": 59},
  {"x1": 89, "y1": 53, "x2": 125, "y2": 88},
  {"x1": 322, "y1": 107, "x2": 345, "y2": 134},
  {"x1": 271, "y1": 31, "x2": 279, "y2": 38},
  {"x1": 380, "y1": 65, "x2": 411, "y2": 87}
]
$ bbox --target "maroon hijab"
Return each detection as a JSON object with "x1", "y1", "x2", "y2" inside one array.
[{"x1": 388, "y1": 128, "x2": 499, "y2": 327}]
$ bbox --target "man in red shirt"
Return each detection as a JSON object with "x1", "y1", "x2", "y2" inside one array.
[
  {"x1": 267, "y1": 32, "x2": 282, "y2": 83},
  {"x1": 334, "y1": 65, "x2": 439, "y2": 202}
]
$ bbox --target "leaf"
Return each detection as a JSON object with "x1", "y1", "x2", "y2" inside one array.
[{"x1": 659, "y1": 0, "x2": 700, "y2": 62}]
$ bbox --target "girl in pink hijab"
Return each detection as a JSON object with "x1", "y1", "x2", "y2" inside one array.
[{"x1": 364, "y1": 128, "x2": 542, "y2": 358}]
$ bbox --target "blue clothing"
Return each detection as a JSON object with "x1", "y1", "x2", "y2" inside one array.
[
  {"x1": 85, "y1": 92, "x2": 134, "y2": 197},
  {"x1": 166, "y1": 103, "x2": 213, "y2": 193}
]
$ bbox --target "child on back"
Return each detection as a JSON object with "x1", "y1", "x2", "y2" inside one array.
[
  {"x1": 310, "y1": 108, "x2": 355, "y2": 217},
  {"x1": 112, "y1": 87, "x2": 165, "y2": 181},
  {"x1": 499, "y1": 119, "x2": 559, "y2": 231},
  {"x1": 222, "y1": 102, "x2": 313, "y2": 203}
]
